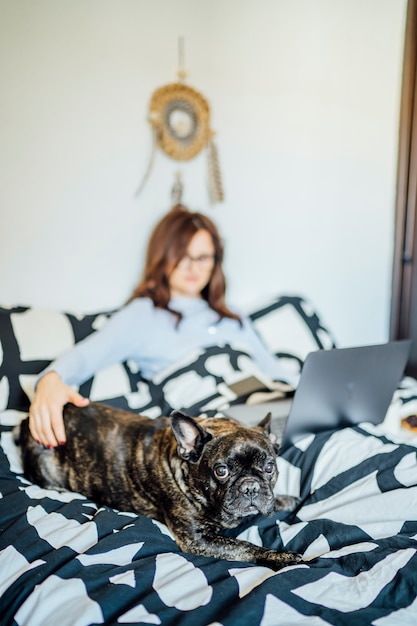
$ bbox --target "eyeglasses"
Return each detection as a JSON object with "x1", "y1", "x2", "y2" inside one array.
[{"x1": 177, "y1": 254, "x2": 216, "y2": 269}]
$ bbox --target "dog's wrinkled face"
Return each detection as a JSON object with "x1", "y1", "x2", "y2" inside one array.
[
  {"x1": 202, "y1": 435, "x2": 278, "y2": 527},
  {"x1": 171, "y1": 413, "x2": 279, "y2": 529}
]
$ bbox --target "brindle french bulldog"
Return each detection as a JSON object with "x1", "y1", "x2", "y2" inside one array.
[{"x1": 16, "y1": 403, "x2": 302, "y2": 570}]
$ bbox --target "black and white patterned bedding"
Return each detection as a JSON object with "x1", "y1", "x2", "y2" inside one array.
[
  {"x1": 1, "y1": 415, "x2": 417, "y2": 625},
  {"x1": 2, "y1": 295, "x2": 417, "y2": 624}
]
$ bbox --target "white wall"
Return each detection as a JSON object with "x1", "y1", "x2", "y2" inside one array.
[{"x1": 0, "y1": 0, "x2": 407, "y2": 347}]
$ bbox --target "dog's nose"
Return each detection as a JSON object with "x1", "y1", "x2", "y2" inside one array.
[{"x1": 241, "y1": 479, "x2": 260, "y2": 500}]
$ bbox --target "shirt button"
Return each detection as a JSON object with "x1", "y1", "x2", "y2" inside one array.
[{"x1": 208, "y1": 326, "x2": 217, "y2": 335}]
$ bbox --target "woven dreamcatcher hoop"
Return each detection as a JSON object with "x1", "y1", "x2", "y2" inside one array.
[
  {"x1": 135, "y1": 42, "x2": 224, "y2": 205},
  {"x1": 150, "y1": 82, "x2": 210, "y2": 161}
]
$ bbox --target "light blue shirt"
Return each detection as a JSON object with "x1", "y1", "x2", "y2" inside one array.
[{"x1": 40, "y1": 297, "x2": 297, "y2": 386}]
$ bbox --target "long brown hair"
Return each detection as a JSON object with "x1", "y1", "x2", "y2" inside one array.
[{"x1": 129, "y1": 205, "x2": 241, "y2": 324}]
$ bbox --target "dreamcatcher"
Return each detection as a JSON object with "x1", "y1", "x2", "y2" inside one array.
[{"x1": 135, "y1": 39, "x2": 224, "y2": 206}]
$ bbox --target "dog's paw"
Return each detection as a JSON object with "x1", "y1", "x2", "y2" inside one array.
[
  {"x1": 276, "y1": 550, "x2": 303, "y2": 568},
  {"x1": 281, "y1": 551, "x2": 303, "y2": 565},
  {"x1": 274, "y1": 494, "x2": 301, "y2": 511},
  {"x1": 258, "y1": 549, "x2": 304, "y2": 571}
]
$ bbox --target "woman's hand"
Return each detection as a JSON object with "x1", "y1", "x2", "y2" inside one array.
[{"x1": 29, "y1": 371, "x2": 89, "y2": 448}]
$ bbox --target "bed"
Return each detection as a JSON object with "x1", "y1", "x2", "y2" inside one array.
[{"x1": 1, "y1": 295, "x2": 417, "y2": 625}]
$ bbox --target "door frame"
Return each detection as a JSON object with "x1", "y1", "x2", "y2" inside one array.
[{"x1": 390, "y1": 0, "x2": 417, "y2": 375}]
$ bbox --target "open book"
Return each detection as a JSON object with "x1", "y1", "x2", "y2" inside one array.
[{"x1": 217, "y1": 372, "x2": 295, "y2": 406}]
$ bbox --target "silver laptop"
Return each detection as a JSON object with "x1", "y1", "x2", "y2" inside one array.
[{"x1": 279, "y1": 340, "x2": 412, "y2": 452}]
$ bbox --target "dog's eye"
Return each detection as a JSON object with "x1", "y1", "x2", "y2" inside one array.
[
  {"x1": 264, "y1": 462, "x2": 276, "y2": 474},
  {"x1": 213, "y1": 464, "x2": 229, "y2": 479}
]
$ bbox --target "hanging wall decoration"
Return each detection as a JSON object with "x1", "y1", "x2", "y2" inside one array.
[{"x1": 135, "y1": 39, "x2": 224, "y2": 205}]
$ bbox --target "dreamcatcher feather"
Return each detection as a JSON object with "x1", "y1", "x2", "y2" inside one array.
[{"x1": 207, "y1": 137, "x2": 224, "y2": 204}]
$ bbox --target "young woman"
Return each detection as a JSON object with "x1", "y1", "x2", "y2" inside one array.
[{"x1": 29, "y1": 205, "x2": 296, "y2": 448}]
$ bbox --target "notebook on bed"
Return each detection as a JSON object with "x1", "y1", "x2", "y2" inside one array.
[{"x1": 278, "y1": 339, "x2": 412, "y2": 452}]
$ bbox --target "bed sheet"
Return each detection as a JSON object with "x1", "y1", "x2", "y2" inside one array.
[{"x1": 1, "y1": 410, "x2": 417, "y2": 626}]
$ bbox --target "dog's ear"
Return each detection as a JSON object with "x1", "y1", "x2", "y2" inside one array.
[
  {"x1": 170, "y1": 411, "x2": 213, "y2": 463},
  {"x1": 257, "y1": 412, "x2": 279, "y2": 453},
  {"x1": 257, "y1": 412, "x2": 272, "y2": 433}
]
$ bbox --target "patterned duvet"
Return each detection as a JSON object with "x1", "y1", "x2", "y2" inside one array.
[{"x1": 1, "y1": 412, "x2": 417, "y2": 626}]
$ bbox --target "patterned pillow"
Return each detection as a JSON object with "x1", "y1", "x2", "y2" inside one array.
[
  {"x1": 249, "y1": 294, "x2": 336, "y2": 376},
  {"x1": 153, "y1": 344, "x2": 269, "y2": 417},
  {"x1": 0, "y1": 295, "x2": 335, "y2": 415}
]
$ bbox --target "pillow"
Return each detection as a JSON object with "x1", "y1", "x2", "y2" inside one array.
[
  {"x1": 249, "y1": 294, "x2": 336, "y2": 376},
  {"x1": 152, "y1": 344, "x2": 265, "y2": 417},
  {"x1": 0, "y1": 306, "x2": 148, "y2": 413}
]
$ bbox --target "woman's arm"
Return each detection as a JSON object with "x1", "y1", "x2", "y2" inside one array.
[
  {"x1": 35, "y1": 301, "x2": 148, "y2": 387},
  {"x1": 29, "y1": 300, "x2": 148, "y2": 447}
]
